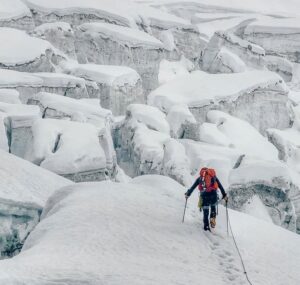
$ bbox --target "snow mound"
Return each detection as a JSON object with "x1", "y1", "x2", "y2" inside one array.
[
  {"x1": 166, "y1": 104, "x2": 197, "y2": 138},
  {"x1": 67, "y1": 63, "x2": 141, "y2": 87},
  {"x1": 0, "y1": 0, "x2": 31, "y2": 21},
  {"x1": 180, "y1": 139, "x2": 242, "y2": 187},
  {"x1": 27, "y1": 119, "x2": 107, "y2": 177},
  {"x1": 200, "y1": 110, "x2": 279, "y2": 161},
  {"x1": 158, "y1": 57, "x2": 193, "y2": 85},
  {"x1": 127, "y1": 104, "x2": 170, "y2": 134},
  {"x1": 34, "y1": 22, "x2": 73, "y2": 34},
  {"x1": 267, "y1": 126, "x2": 300, "y2": 173},
  {"x1": 0, "y1": 69, "x2": 42, "y2": 88},
  {"x1": 0, "y1": 178, "x2": 299, "y2": 283},
  {"x1": 0, "y1": 28, "x2": 56, "y2": 68}
]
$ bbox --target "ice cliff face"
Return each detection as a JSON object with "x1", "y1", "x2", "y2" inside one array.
[{"x1": 75, "y1": 22, "x2": 164, "y2": 94}]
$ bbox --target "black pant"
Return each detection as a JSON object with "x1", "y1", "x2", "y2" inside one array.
[{"x1": 201, "y1": 191, "x2": 218, "y2": 227}]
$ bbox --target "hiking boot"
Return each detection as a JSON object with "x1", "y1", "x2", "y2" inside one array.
[
  {"x1": 204, "y1": 224, "x2": 210, "y2": 231},
  {"x1": 210, "y1": 217, "x2": 216, "y2": 228}
]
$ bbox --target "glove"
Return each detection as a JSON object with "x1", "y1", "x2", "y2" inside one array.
[
  {"x1": 223, "y1": 194, "x2": 228, "y2": 202},
  {"x1": 185, "y1": 191, "x2": 190, "y2": 199}
]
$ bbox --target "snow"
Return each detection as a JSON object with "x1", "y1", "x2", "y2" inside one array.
[
  {"x1": 196, "y1": 16, "x2": 255, "y2": 39},
  {"x1": 28, "y1": 92, "x2": 112, "y2": 124},
  {"x1": 78, "y1": 22, "x2": 164, "y2": 49},
  {"x1": 267, "y1": 126, "x2": 300, "y2": 173},
  {"x1": 0, "y1": 89, "x2": 21, "y2": 104},
  {"x1": 245, "y1": 17, "x2": 300, "y2": 35},
  {"x1": 33, "y1": 72, "x2": 86, "y2": 88},
  {"x1": 0, "y1": 150, "x2": 72, "y2": 208},
  {"x1": 24, "y1": 0, "x2": 139, "y2": 27},
  {"x1": 294, "y1": 105, "x2": 300, "y2": 122},
  {"x1": 289, "y1": 91, "x2": 300, "y2": 105},
  {"x1": 28, "y1": 119, "x2": 107, "y2": 175},
  {"x1": 0, "y1": 178, "x2": 299, "y2": 284},
  {"x1": 229, "y1": 157, "x2": 291, "y2": 190},
  {"x1": 180, "y1": 139, "x2": 242, "y2": 187},
  {"x1": 0, "y1": 103, "x2": 40, "y2": 151},
  {"x1": 127, "y1": 103, "x2": 170, "y2": 134},
  {"x1": 148, "y1": 70, "x2": 288, "y2": 111},
  {"x1": 138, "y1": 0, "x2": 300, "y2": 17},
  {"x1": 158, "y1": 57, "x2": 194, "y2": 85},
  {"x1": 34, "y1": 22, "x2": 73, "y2": 34},
  {"x1": 241, "y1": 195, "x2": 273, "y2": 223},
  {"x1": 0, "y1": 0, "x2": 31, "y2": 21},
  {"x1": 0, "y1": 102, "x2": 40, "y2": 117},
  {"x1": 166, "y1": 104, "x2": 197, "y2": 138},
  {"x1": 0, "y1": 28, "x2": 54, "y2": 66},
  {"x1": 0, "y1": 69, "x2": 42, "y2": 88},
  {"x1": 162, "y1": 138, "x2": 193, "y2": 186},
  {"x1": 200, "y1": 111, "x2": 279, "y2": 161},
  {"x1": 216, "y1": 47, "x2": 247, "y2": 73},
  {"x1": 66, "y1": 63, "x2": 141, "y2": 87},
  {"x1": 136, "y1": 4, "x2": 192, "y2": 30},
  {"x1": 133, "y1": 122, "x2": 170, "y2": 168},
  {"x1": 191, "y1": 12, "x2": 253, "y2": 23}
]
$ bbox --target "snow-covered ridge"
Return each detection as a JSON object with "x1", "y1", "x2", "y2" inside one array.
[
  {"x1": 24, "y1": 0, "x2": 139, "y2": 27},
  {"x1": 0, "y1": 0, "x2": 31, "y2": 21},
  {"x1": 0, "y1": 69, "x2": 42, "y2": 87},
  {"x1": 28, "y1": 92, "x2": 112, "y2": 122},
  {"x1": 68, "y1": 64, "x2": 141, "y2": 87},
  {"x1": 245, "y1": 17, "x2": 300, "y2": 35},
  {"x1": 149, "y1": 70, "x2": 288, "y2": 109},
  {"x1": 0, "y1": 28, "x2": 54, "y2": 67},
  {"x1": 78, "y1": 22, "x2": 164, "y2": 49}
]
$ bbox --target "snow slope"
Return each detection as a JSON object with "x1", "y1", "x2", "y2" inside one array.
[{"x1": 0, "y1": 176, "x2": 299, "y2": 284}]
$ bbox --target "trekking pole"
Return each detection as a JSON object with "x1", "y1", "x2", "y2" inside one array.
[
  {"x1": 226, "y1": 200, "x2": 229, "y2": 237},
  {"x1": 182, "y1": 198, "x2": 188, "y2": 223}
]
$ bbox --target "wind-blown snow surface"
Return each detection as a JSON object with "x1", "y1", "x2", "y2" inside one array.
[{"x1": 0, "y1": 177, "x2": 299, "y2": 284}]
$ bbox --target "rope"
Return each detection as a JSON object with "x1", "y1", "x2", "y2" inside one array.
[{"x1": 226, "y1": 203, "x2": 254, "y2": 285}]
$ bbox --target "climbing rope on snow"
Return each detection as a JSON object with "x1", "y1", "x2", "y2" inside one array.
[{"x1": 226, "y1": 202, "x2": 254, "y2": 285}]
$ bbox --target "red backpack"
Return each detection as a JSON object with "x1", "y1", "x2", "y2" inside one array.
[{"x1": 198, "y1": 167, "x2": 218, "y2": 192}]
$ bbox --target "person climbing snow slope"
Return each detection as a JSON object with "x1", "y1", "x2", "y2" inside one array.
[{"x1": 185, "y1": 167, "x2": 228, "y2": 231}]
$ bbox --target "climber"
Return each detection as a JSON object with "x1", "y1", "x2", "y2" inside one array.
[{"x1": 185, "y1": 167, "x2": 228, "y2": 231}]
